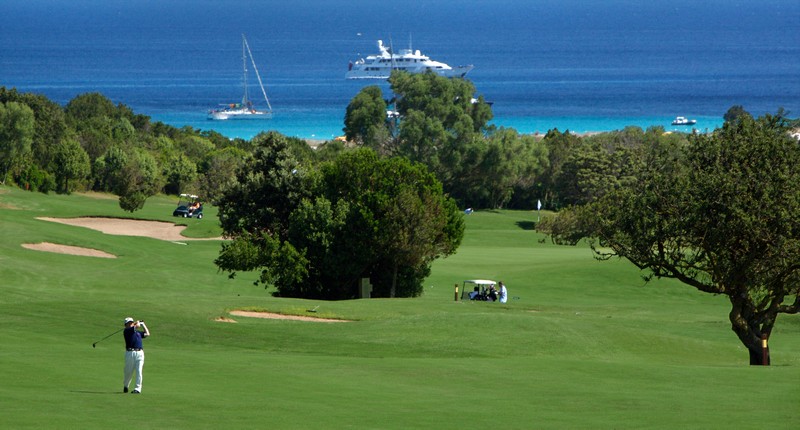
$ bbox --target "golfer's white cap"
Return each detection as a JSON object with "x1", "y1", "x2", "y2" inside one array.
[{"x1": 124, "y1": 317, "x2": 135, "y2": 325}]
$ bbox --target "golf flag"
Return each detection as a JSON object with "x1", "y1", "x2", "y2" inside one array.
[{"x1": 537, "y1": 199, "x2": 542, "y2": 210}]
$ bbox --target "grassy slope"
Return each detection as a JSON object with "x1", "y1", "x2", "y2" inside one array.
[{"x1": 1, "y1": 186, "x2": 798, "y2": 429}]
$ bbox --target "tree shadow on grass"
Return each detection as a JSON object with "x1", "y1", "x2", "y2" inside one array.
[{"x1": 516, "y1": 221, "x2": 536, "y2": 231}]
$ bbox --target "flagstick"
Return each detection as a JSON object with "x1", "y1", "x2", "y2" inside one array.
[{"x1": 536, "y1": 199, "x2": 542, "y2": 222}]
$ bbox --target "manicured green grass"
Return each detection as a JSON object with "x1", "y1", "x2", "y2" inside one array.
[{"x1": 1, "y1": 186, "x2": 798, "y2": 429}]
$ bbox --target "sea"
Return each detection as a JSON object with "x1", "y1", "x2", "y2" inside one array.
[{"x1": 1, "y1": 0, "x2": 798, "y2": 140}]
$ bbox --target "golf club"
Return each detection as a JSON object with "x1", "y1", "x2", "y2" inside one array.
[{"x1": 92, "y1": 327, "x2": 124, "y2": 348}]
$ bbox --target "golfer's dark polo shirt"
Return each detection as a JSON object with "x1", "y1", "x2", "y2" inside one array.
[{"x1": 123, "y1": 327, "x2": 144, "y2": 350}]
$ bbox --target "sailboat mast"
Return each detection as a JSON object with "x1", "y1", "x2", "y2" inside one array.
[
  {"x1": 242, "y1": 34, "x2": 273, "y2": 113},
  {"x1": 241, "y1": 34, "x2": 250, "y2": 106}
]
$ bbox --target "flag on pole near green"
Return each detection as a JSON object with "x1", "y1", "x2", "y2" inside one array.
[{"x1": 537, "y1": 199, "x2": 542, "y2": 221}]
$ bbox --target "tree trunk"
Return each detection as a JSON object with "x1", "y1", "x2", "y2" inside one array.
[
  {"x1": 747, "y1": 345, "x2": 770, "y2": 366},
  {"x1": 729, "y1": 297, "x2": 773, "y2": 366},
  {"x1": 390, "y1": 263, "x2": 397, "y2": 298}
]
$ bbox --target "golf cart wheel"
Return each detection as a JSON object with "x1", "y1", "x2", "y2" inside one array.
[
  {"x1": 197, "y1": 213, "x2": 203, "y2": 219},
  {"x1": 183, "y1": 213, "x2": 188, "y2": 218}
]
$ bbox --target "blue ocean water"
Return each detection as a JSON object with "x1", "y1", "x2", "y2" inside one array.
[{"x1": 1, "y1": 0, "x2": 798, "y2": 140}]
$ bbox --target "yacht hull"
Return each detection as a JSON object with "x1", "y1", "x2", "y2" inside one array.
[{"x1": 346, "y1": 65, "x2": 473, "y2": 80}]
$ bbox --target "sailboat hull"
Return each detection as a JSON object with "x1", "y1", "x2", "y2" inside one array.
[{"x1": 209, "y1": 108, "x2": 272, "y2": 120}]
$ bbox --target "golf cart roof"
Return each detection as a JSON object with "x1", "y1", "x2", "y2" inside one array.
[
  {"x1": 464, "y1": 279, "x2": 497, "y2": 285},
  {"x1": 179, "y1": 193, "x2": 199, "y2": 199}
]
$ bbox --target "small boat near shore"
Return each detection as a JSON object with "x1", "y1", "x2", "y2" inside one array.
[
  {"x1": 346, "y1": 39, "x2": 473, "y2": 80},
  {"x1": 671, "y1": 116, "x2": 697, "y2": 126},
  {"x1": 209, "y1": 34, "x2": 272, "y2": 120}
]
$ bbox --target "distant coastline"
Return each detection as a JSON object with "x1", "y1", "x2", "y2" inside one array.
[{"x1": 158, "y1": 113, "x2": 724, "y2": 142}]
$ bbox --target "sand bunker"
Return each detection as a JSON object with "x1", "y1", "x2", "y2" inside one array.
[
  {"x1": 37, "y1": 217, "x2": 218, "y2": 241},
  {"x1": 229, "y1": 310, "x2": 350, "y2": 323},
  {"x1": 22, "y1": 242, "x2": 116, "y2": 259}
]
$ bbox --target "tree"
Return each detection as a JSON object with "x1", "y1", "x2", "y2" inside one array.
[
  {"x1": 217, "y1": 131, "x2": 309, "y2": 238},
  {"x1": 567, "y1": 112, "x2": 800, "y2": 365},
  {"x1": 64, "y1": 92, "x2": 118, "y2": 125},
  {"x1": 343, "y1": 85, "x2": 389, "y2": 149},
  {"x1": 0, "y1": 101, "x2": 35, "y2": 184},
  {"x1": 317, "y1": 150, "x2": 464, "y2": 297},
  {"x1": 52, "y1": 138, "x2": 90, "y2": 193},
  {"x1": 344, "y1": 73, "x2": 571, "y2": 211},
  {"x1": 97, "y1": 147, "x2": 161, "y2": 212},
  {"x1": 197, "y1": 147, "x2": 247, "y2": 204},
  {"x1": 92, "y1": 145, "x2": 128, "y2": 192},
  {"x1": 0, "y1": 88, "x2": 68, "y2": 172},
  {"x1": 215, "y1": 145, "x2": 464, "y2": 300},
  {"x1": 471, "y1": 129, "x2": 549, "y2": 208},
  {"x1": 723, "y1": 105, "x2": 751, "y2": 124},
  {"x1": 386, "y1": 72, "x2": 494, "y2": 194},
  {"x1": 162, "y1": 153, "x2": 197, "y2": 196}
]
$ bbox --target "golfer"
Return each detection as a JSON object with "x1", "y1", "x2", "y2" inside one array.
[
  {"x1": 498, "y1": 282, "x2": 508, "y2": 304},
  {"x1": 122, "y1": 317, "x2": 150, "y2": 394}
]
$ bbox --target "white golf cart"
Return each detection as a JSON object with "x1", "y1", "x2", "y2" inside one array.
[{"x1": 461, "y1": 279, "x2": 498, "y2": 301}]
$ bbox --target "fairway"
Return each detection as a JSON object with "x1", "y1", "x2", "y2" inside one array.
[{"x1": 1, "y1": 186, "x2": 798, "y2": 429}]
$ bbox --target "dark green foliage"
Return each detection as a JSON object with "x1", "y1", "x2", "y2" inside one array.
[
  {"x1": 536, "y1": 205, "x2": 594, "y2": 246},
  {"x1": 0, "y1": 101, "x2": 35, "y2": 184},
  {"x1": 343, "y1": 85, "x2": 389, "y2": 148},
  {"x1": 343, "y1": 73, "x2": 554, "y2": 210},
  {"x1": 390, "y1": 71, "x2": 492, "y2": 133},
  {"x1": 216, "y1": 146, "x2": 464, "y2": 299},
  {"x1": 197, "y1": 147, "x2": 248, "y2": 205},
  {"x1": 312, "y1": 139, "x2": 347, "y2": 162},
  {"x1": 107, "y1": 148, "x2": 161, "y2": 212},
  {"x1": 723, "y1": 105, "x2": 751, "y2": 124},
  {"x1": 217, "y1": 131, "x2": 309, "y2": 237},
  {"x1": 0, "y1": 88, "x2": 68, "y2": 171},
  {"x1": 64, "y1": 92, "x2": 119, "y2": 125},
  {"x1": 16, "y1": 163, "x2": 55, "y2": 193},
  {"x1": 547, "y1": 112, "x2": 800, "y2": 364},
  {"x1": 162, "y1": 153, "x2": 197, "y2": 196},
  {"x1": 542, "y1": 127, "x2": 683, "y2": 209},
  {"x1": 52, "y1": 138, "x2": 90, "y2": 193},
  {"x1": 0, "y1": 88, "x2": 264, "y2": 208}
]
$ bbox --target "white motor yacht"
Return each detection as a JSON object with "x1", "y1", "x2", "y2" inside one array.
[
  {"x1": 346, "y1": 39, "x2": 473, "y2": 80},
  {"x1": 671, "y1": 116, "x2": 697, "y2": 126}
]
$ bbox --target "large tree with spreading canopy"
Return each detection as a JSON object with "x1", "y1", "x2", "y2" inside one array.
[
  {"x1": 545, "y1": 112, "x2": 800, "y2": 365},
  {"x1": 215, "y1": 132, "x2": 464, "y2": 299}
]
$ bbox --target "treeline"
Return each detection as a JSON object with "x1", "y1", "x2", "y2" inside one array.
[
  {"x1": 2, "y1": 79, "x2": 791, "y2": 213},
  {"x1": 342, "y1": 72, "x2": 705, "y2": 211},
  {"x1": 0, "y1": 87, "x2": 285, "y2": 210}
]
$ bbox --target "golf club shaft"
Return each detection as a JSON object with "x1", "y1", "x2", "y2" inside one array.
[{"x1": 92, "y1": 327, "x2": 124, "y2": 347}]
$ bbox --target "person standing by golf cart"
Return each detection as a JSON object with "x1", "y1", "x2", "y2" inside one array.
[
  {"x1": 123, "y1": 317, "x2": 149, "y2": 394},
  {"x1": 498, "y1": 282, "x2": 508, "y2": 304}
]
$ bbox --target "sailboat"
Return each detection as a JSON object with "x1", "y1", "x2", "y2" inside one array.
[{"x1": 209, "y1": 34, "x2": 272, "y2": 120}]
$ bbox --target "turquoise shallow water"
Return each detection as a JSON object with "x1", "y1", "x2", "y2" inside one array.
[{"x1": 152, "y1": 111, "x2": 723, "y2": 141}]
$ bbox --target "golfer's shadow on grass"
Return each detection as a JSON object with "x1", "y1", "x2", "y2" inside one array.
[{"x1": 70, "y1": 390, "x2": 127, "y2": 395}]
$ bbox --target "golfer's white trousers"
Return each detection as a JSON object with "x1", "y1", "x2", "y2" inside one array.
[{"x1": 124, "y1": 350, "x2": 145, "y2": 392}]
